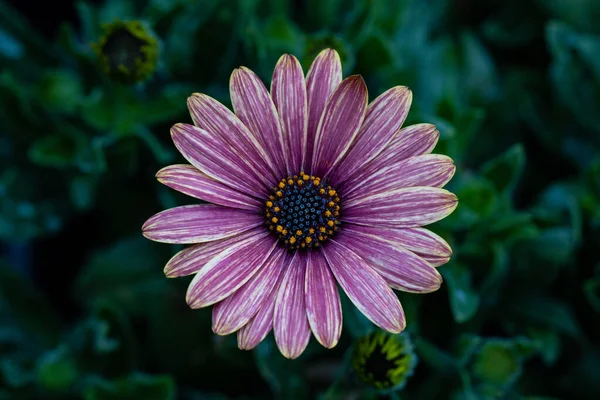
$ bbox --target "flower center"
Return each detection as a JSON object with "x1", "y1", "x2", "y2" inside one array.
[{"x1": 265, "y1": 173, "x2": 341, "y2": 250}]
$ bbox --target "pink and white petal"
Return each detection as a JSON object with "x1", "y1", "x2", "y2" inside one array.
[
  {"x1": 339, "y1": 226, "x2": 443, "y2": 293},
  {"x1": 230, "y1": 67, "x2": 287, "y2": 179},
  {"x1": 187, "y1": 94, "x2": 278, "y2": 187},
  {"x1": 305, "y1": 251, "x2": 342, "y2": 348},
  {"x1": 311, "y1": 75, "x2": 368, "y2": 178},
  {"x1": 171, "y1": 123, "x2": 268, "y2": 198},
  {"x1": 186, "y1": 233, "x2": 277, "y2": 308},
  {"x1": 238, "y1": 286, "x2": 278, "y2": 350},
  {"x1": 344, "y1": 155, "x2": 456, "y2": 205},
  {"x1": 342, "y1": 123, "x2": 439, "y2": 193},
  {"x1": 331, "y1": 86, "x2": 412, "y2": 184},
  {"x1": 142, "y1": 204, "x2": 262, "y2": 244},
  {"x1": 212, "y1": 247, "x2": 287, "y2": 335},
  {"x1": 164, "y1": 229, "x2": 259, "y2": 277},
  {"x1": 343, "y1": 187, "x2": 458, "y2": 228},
  {"x1": 271, "y1": 54, "x2": 308, "y2": 174},
  {"x1": 306, "y1": 49, "x2": 342, "y2": 168},
  {"x1": 274, "y1": 252, "x2": 311, "y2": 359},
  {"x1": 322, "y1": 240, "x2": 406, "y2": 333},
  {"x1": 345, "y1": 225, "x2": 453, "y2": 268},
  {"x1": 157, "y1": 164, "x2": 262, "y2": 211}
]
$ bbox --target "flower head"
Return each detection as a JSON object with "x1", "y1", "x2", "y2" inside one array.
[
  {"x1": 93, "y1": 20, "x2": 159, "y2": 83},
  {"x1": 142, "y1": 49, "x2": 458, "y2": 359},
  {"x1": 352, "y1": 331, "x2": 417, "y2": 391}
]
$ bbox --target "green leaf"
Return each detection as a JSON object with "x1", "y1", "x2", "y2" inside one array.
[
  {"x1": 0, "y1": 27, "x2": 23, "y2": 59},
  {"x1": 0, "y1": 261, "x2": 60, "y2": 347},
  {"x1": 37, "y1": 70, "x2": 84, "y2": 114},
  {"x1": 74, "y1": 236, "x2": 170, "y2": 314},
  {"x1": 83, "y1": 373, "x2": 175, "y2": 400},
  {"x1": 528, "y1": 227, "x2": 576, "y2": 265},
  {"x1": 527, "y1": 327, "x2": 561, "y2": 366},
  {"x1": 509, "y1": 296, "x2": 582, "y2": 339},
  {"x1": 28, "y1": 134, "x2": 79, "y2": 169},
  {"x1": 414, "y1": 338, "x2": 458, "y2": 374},
  {"x1": 480, "y1": 144, "x2": 525, "y2": 195},
  {"x1": 355, "y1": 31, "x2": 394, "y2": 75},
  {"x1": 583, "y1": 276, "x2": 600, "y2": 314},
  {"x1": 448, "y1": 175, "x2": 497, "y2": 228},
  {"x1": 254, "y1": 337, "x2": 308, "y2": 400},
  {"x1": 441, "y1": 263, "x2": 480, "y2": 323},
  {"x1": 35, "y1": 347, "x2": 78, "y2": 393}
]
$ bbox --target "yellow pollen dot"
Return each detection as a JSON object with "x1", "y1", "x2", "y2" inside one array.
[
  {"x1": 328, "y1": 201, "x2": 335, "y2": 207},
  {"x1": 288, "y1": 179, "x2": 294, "y2": 185},
  {"x1": 327, "y1": 220, "x2": 334, "y2": 227},
  {"x1": 324, "y1": 210, "x2": 332, "y2": 217},
  {"x1": 269, "y1": 195, "x2": 275, "y2": 200},
  {"x1": 289, "y1": 237, "x2": 297, "y2": 244},
  {"x1": 276, "y1": 191, "x2": 283, "y2": 197},
  {"x1": 329, "y1": 189, "x2": 336, "y2": 196},
  {"x1": 298, "y1": 180, "x2": 303, "y2": 186},
  {"x1": 319, "y1": 188, "x2": 325, "y2": 194},
  {"x1": 328, "y1": 230, "x2": 333, "y2": 235},
  {"x1": 309, "y1": 228, "x2": 315, "y2": 234},
  {"x1": 320, "y1": 227, "x2": 326, "y2": 233},
  {"x1": 282, "y1": 229, "x2": 288, "y2": 235},
  {"x1": 318, "y1": 235, "x2": 324, "y2": 241},
  {"x1": 301, "y1": 242, "x2": 306, "y2": 248},
  {"x1": 276, "y1": 225, "x2": 283, "y2": 232},
  {"x1": 279, "y1": 182, "x2": 286, "y2": 189},
  {"x1": 273, "y1": 206, "x2": 281, "y2": 212},
  {"x1": 266, "y1": 201, "x2": 273, "y2": 207},
  {"x1": 302, "y1": 174, "x2": 309, "y2": 181},
  {"x1": 335, "y1": 205, "x2": 340, "y2": 210},
  {"x1": 334, "y1": 211, "x2": 339, "y2": 217},
  {"x1": 296, "y1": 230, "x2": 303, "y2": 236},
  {"x1": 272, "y1": 217, "x2": 278, "y2": 223},
  {"x1": 305, "y1": 237, "x2": 312, "y2": 243}
]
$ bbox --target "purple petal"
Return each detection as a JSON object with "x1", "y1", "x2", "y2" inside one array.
[
  {"x1": 305, "y1": 251, "x2": 342, "y2": 348},
  {"x1": 339, "y1": 225, "x2": 443, "y2": 293},
  {"x1": 238, "y1": 284, "x2": 277, "y2": 350},
  {"x1": 186, "y1": 233, "x2": 277, "y2": 308},
  {"x1": 322, "y1": 240, "x2": 405, "y2": 333},
  {"x1": 163, "y1": 229, "x2": 259, "y2": 277},
  {"x1": 306, "y1": 49, "x2": 342, "y2": 169},
  {"x1": 343, "y1": 187, "x2": 458, "y2": 228},
  {"x1": 171, "y1": 123, "x2": 269, "y2": 198},
  {"x1": 330, "y1": 86, "x2": 412, "y2": 184},
  {"x1": 142, "y1": 205, "x2": 262, "y2": 244},
  {"x1": 363, "y1": 226, "x2": 453, "y2": 267},
  {"x1": 344, "y1": 155, "x2": 456, "y2": 206},
  {"x1": 157, "y1": 164, "x2": 262, "y2": 211},
  {"x1": 212, "y1": 247, "x2": 287, "y2": 335},
  {"x1": 274, "y1": 252, "x2": 311, "y2": 359},
  {"x1": 341, "y1": 123, "x2": 439, "y2": 192},
  {"x1": 230, "y1": 67, "x2": 287, "y2": 179},
  {"x1": 271, "y1": 54, "x2": 308, "y2": 174},
  {"x1": 187, "y1": 94, "x2": 278, "y2": 186},
  {"x1": 311, "y1": 75, "x2": 368, "y2": 178}
]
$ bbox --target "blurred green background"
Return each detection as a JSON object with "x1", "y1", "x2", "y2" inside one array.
[{"x1": 1, "y1": 0, "x2": 600, "y2": 399}]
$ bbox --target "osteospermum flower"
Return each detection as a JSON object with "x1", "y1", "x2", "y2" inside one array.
[
  {"x1": 142, "y1": 49, "x2": 457, "y2": 359},
  {"x1": 352, "y1": 331, "x2": 417, "y2": 391},
  {"x1": 93, "y1": 20, "x2": 159, "y2": 83}
]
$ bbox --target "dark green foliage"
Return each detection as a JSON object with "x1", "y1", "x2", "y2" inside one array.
[{"x1": 1, "y1": 0, "x2": 599, "y2": 398}]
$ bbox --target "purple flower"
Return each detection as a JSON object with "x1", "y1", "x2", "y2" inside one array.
[{"x1": 142, "y1": 49, "x2": 458, "y2": 359}]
